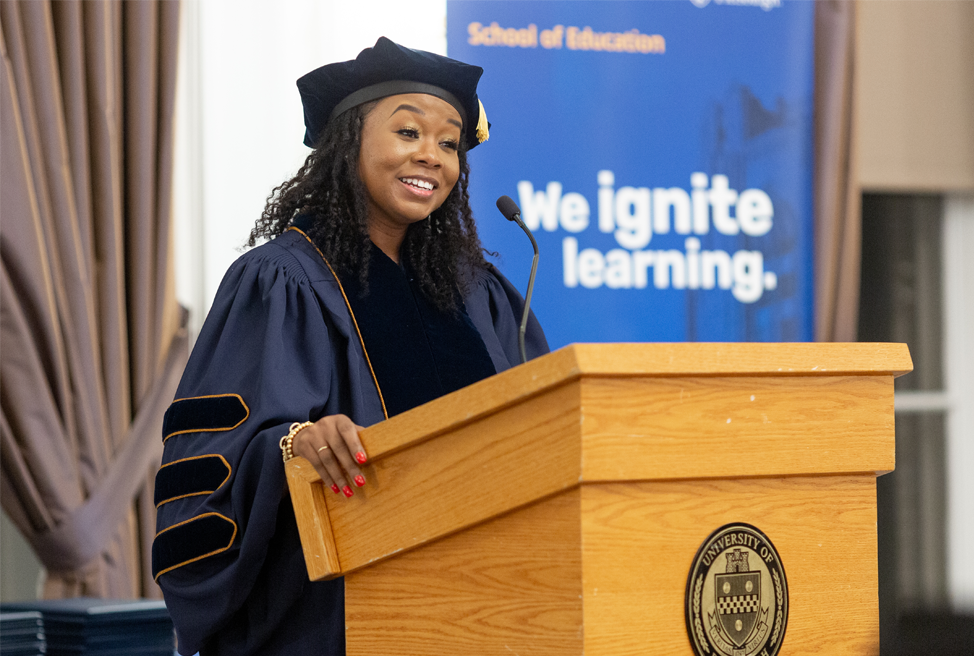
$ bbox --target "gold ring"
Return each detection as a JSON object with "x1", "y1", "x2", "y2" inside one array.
[{"x1": 317, "y1": 445, "x2": 329, "y2": 453}]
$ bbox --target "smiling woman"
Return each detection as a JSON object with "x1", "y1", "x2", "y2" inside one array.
[
  {"x1": 152, "y1": 37, "x2": 548, "y2": 656},
  {"x1": 358, "y1": 93, "x2": 463, "y2": 259}
]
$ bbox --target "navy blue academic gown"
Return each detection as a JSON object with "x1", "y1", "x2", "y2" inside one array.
[{"x1": 153, "y1": 227, "x2": 548, "y2": 656}]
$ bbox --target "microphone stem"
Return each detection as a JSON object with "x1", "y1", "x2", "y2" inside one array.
[{"x1": 512, "y1": 215, "x2": 539, "y2": 365}]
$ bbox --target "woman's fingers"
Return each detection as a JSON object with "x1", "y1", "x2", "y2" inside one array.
[
  {"x1": 292, "y1": 424, "x2": 344, "y2": 493},
  {"x1": 316, "y1": 440, "x2": 354, "y2": 496},
  {"x1": 291, "y1": 415, "x2": 369, "y2": 498},
  {"x1": 312, "y1": 444, "x2": 341, "y2": 495},
  {"x1": 325, "y1": 415, "x2": 367, "y2": 492},
  {"x1": 352, "y1": 424, "x2": 369, "y2": 465}
]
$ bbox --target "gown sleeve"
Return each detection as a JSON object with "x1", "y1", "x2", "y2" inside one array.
[
  {"x1": 153, "y1": 242, "x2": 344, "y2": 655},
  {"x1": 463, "y1": 263, "x2": 550, "y2": 372}
]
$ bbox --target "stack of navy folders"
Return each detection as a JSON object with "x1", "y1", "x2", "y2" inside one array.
[
  {"x1": 0, "y1": 599, "x2": 173, "y2": 656},
  {"x1": 0, "y1": 610, "x2": 46, "y2": 655}
]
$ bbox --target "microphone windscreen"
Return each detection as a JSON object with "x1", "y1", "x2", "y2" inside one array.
[{"x1": 496, "y1": 195, "x2": 521, "y2": 221}]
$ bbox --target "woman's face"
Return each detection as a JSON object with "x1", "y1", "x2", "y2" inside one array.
[{"x1": 358, "y1": 93, "x2": 462, "y2": 235}]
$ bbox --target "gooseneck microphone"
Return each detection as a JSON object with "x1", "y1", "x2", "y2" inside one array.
[{"x1": 495, "y1": 195, "x2": 539, "y2": 365}]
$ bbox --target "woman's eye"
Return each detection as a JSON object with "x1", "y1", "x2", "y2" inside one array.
[
  {"x1": 397, "y1": 128, "x2": 419, "y2": 138},
  {"x1": 441, "y1": 140, "x2": 459, "y2": 151}
]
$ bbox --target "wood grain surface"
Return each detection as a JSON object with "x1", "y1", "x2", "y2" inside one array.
[
  {"x1": 345, "y1": 489, "x2": 583, "y2": 656},
  {"x1": 581, "y1": 375, "x2": 896, "y2": 481},
  {"x1": 325, "y1": 382, "x2": 583, "y2": 575},
  {"x1": 569, "y1": 342, "x2": 912, "y2": 377},
  {"x1": 581, "y1": 476, "x2": 880, "y2": 655},
  {"x1": 285, "y1": 457, "x2": 341, "y2": 579},
  {"x1": 287, "y1": 352, "x2": 900, "y2": 577},
  {"x1": 278, "y1": 343, "x2": 907, "y2": 653},
  {"x1": 345, "y1": 475, "x2": 880, "y2": 655},
  {"x1": 351, "y1": 343, "x2": 912, "y2": 463}
]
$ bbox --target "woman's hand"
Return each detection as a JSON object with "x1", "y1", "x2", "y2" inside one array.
[{"x1": 291, "y1": 414, "x2": 368, "y2": 497}]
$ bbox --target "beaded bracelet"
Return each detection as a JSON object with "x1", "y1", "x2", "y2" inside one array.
[{"x1": 279, "y1": 421, "x2": 313, "y2": 462}]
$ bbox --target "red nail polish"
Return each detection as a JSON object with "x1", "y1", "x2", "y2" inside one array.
[
  {"x1": 330, "y1": 484, "x2": 340, "y2": 494},
  {"x1": 355, "y1": 451, "x2": 368, "y2": 464},
  {"x1": 342, "y1": 486, "x2": 354, "y2": 498},
  {"x1": 354, "y1": 474, "x2": 366, "y2": 487}
]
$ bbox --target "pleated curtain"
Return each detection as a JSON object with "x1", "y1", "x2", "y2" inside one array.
[
  {"x1": 814, "y1": 0, "x2": 860, "y2": 342},
  {"x1": 0, "y1": 0, "x2": 184, "y2": 598}
]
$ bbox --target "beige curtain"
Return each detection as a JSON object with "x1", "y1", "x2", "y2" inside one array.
[
  {"x1": 0, "y1": 0, "x2": 184, "y2": 598},
  {"x1": 814, "y1": 0, "x2": 860, "y2": 342}
]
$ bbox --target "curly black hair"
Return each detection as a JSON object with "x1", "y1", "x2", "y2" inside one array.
[{"x1": 248, "y1": 102, "x2": 488, "y2": 312}]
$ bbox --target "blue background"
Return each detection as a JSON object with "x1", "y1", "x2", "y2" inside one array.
[{"x1": 448, "y1": 0, "x2": 815, "y2": 348}]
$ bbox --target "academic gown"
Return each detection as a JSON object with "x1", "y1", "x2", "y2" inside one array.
[{"x1": 152, "y1": 225, "x2": 548, "y2": 656}]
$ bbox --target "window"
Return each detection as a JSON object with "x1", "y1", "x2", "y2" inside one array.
[{"x1": 860, "y1": 192, "x2": 974, "y2": 651}]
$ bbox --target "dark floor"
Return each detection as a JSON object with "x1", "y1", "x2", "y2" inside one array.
[{"x1": 883, "y1": 613, "x2": 974, "y2": 656}]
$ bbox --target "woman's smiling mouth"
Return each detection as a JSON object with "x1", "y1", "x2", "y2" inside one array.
[{"x1": 400, "y1": 177, "x2": 436, "y2": 192}]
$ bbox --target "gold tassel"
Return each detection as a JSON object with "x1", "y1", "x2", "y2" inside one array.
[{"x1": 475, "y1": 99, "x2": 489, "y2": 144}]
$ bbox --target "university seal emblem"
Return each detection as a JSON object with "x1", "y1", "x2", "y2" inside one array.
[{"x1": 685, "y1": 523, "x2": 788, "y2": 656}]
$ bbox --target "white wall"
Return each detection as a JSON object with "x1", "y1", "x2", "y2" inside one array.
[
  {"x1": 857, "y1": 0, "x2": 974, "y2": 191},
  {"x1": 0, "y1": 511, "x2": 43, "y2": 601},
  {"x1": 173, "y1": 0, "x2": 448, "y2": 337}
]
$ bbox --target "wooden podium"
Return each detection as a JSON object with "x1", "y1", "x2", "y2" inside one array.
[{"x1": 285, "y1": 343, "x2": 912, "y2": 655}]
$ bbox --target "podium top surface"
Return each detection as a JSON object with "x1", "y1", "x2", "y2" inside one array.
[{"x1": 535, "y1": 342, "x2": 912, "y2": 377}]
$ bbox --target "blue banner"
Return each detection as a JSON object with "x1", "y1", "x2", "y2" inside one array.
[{"x1": 447, "y1": 0, "x2": 815, "y2": 348}]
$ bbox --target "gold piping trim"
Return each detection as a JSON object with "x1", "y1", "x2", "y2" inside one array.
[
  {"x1": 163, "y1": 393, "x2": 250, "y2": 443},
  {"x1": 287, "y1": 226, "x2": 389, "y2": 420},
  {"x1": 153, "y1": 512, "x2": 238, "y2": 581},
  {"x1": 155, "y1": 454, "x2": 232, "y2": 508}
]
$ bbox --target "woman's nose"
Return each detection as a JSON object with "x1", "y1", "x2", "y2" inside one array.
[{"x1": 412, "y1": 138, "x2": 441, "y2": 168}]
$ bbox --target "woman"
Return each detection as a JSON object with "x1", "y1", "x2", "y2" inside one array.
[{"x1": 153, "y1": 38, "x2": 547, "y2": 656}]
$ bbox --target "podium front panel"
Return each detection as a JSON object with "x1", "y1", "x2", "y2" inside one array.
[{"x1": 581, "y1": 476, "x2": 879, "y2": 655}]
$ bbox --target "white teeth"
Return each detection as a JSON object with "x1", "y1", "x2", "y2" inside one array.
[{"x1": 401, "y1": 177, "x2": 433, "y2": 191}]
